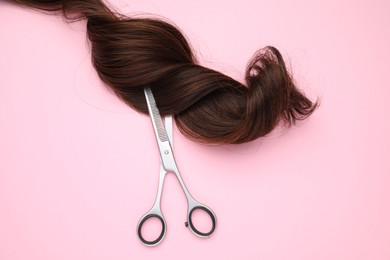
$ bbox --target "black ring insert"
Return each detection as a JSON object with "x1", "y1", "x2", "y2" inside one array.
[
  {"x1": 137, "y1": 214, "x2": 165, "y2": 245},
  {"x1": 188, "y1": 206, "x2": 216, "y2": 237}
]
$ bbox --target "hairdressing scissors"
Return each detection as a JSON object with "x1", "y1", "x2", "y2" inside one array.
[{"x1": 137, "y1": 86, "x2": 217, "y2": 246}]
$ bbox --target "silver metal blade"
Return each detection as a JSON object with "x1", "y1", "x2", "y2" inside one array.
[
  {"x1": 144, "y1": 86, "x2": 168, "y2": 142},
  {"x1": 165, "y1": 115, "x2": 173, "y2": 146}
]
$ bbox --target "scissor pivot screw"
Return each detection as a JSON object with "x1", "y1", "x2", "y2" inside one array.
[{"x1": 164, "y1": 150, "x2": 169, "y2": 154}]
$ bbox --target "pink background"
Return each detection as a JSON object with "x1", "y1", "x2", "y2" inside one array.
[{"x1": 1, "y1": 0, "x2": 390, "y2": 259}]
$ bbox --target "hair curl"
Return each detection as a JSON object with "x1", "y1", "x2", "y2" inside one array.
[{"x1": 10, "y1": 0, "x2": 318, "y2": 144}]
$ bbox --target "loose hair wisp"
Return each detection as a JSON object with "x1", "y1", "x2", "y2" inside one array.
[{"x1": 10, "y1": 0, "x2": 318, "y2": 144}]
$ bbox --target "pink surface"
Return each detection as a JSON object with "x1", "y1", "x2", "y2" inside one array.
[{"x1": 1, "y1": 0, "x2": 390, "y2": 259}]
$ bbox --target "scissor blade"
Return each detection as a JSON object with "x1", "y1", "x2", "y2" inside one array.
[
  {"x1": 144, "y1": 86, "x2": 168, "y2": 142},
  {"x1": 165, "y1": 115, "x2": 173, "y2": 146}
]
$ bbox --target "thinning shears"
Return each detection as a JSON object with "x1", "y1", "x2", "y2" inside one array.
[{"x1": 137, "y1": 86, "x2": 217, "y2": 246}]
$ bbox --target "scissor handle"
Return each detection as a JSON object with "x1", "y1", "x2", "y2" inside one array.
[
  {"x1": 187, "y1": 204, "x2": 217, "y2": 237},
  {"x1": 137, "y1": 211, "x2": 166, "y2": 246}
]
